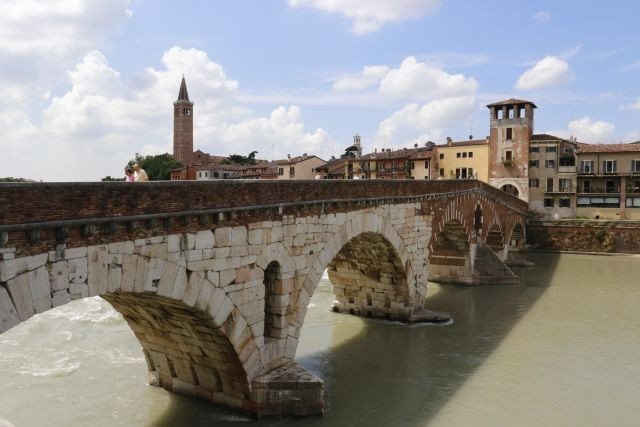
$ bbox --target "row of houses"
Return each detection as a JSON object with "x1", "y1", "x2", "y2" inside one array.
[{"x1": 169, "y1": 79, "x2": 640, "y2": 220}]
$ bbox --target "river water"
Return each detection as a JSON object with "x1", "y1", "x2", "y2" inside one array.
[{"x1": 1, "y1": 252, "x2": 640, "y2": 427}]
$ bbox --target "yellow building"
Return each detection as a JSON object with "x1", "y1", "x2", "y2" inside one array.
[
  {"x1": 435, "y1": 138, "x2": 489, "y2": 182},
  {"x1": 276, "y1": 154, "x2": 326, "y2": 180}
]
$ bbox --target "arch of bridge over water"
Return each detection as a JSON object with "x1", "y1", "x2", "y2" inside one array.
[{"x1": 0, "y1": 180, "x2": 528, "y2": 417}]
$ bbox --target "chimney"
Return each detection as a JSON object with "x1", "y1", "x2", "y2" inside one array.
[
  {"x1": 287, "y1": 154, "x2": 291, "y2": 159},
  {"x1": 446, "y1": 137, "x2": 453, "y2": 146},
  {"x1": 414, "y1": 143, "x2": 418, "y2": 148}
]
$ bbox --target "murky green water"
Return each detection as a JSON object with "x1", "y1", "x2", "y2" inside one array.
[{"x1": 1, "y1": 253, "x2": 640, "y2": 426}]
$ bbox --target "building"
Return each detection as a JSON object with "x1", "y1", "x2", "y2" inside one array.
[
  {"x1": 575, "y1": 144, "x2": 640, "y2": 220},
  {"x1": 527, "y1": 134, "x2": 578, "y2": 218},
  {"x1": 316, "y1": 157, "x2": 347, "y2": 179},
  {"x1": 173, "y1": 76, "x2": 194, "y2": 165},
  {"x1": 487, "y1": 98, "x2": 537, "y2": 201},
  {"x1": 276, "y1": 154, "x2": 326, "y2": 180},
  {"x1": 241, "y1": 161, "x2": 278, "y2": 180},
  {"x1": 408, "y1": 143, "x2": 438, "y2": 180},
  {"x1": 435, "y1": 138, "x2": 489, "y2": 181}
]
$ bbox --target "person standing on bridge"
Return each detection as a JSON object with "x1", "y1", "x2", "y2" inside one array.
[
  {"x1": 133, "y1": 163, "x2": 149, "y2": 182},
  {"x1": 124, "y1": 167, "x2": 135, "y2": 182}
]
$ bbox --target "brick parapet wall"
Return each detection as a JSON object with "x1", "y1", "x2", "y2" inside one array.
[
  {"x1": 527, "y1": 220, "x2": 640, "y2": 253},
  {"x1": 0, "y1": 180, "x2": 527, "y2": 258}
]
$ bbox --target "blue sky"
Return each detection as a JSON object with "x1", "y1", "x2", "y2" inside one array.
[{"x1": 1, "y1": 0, "x2": 639, "y2": 181}]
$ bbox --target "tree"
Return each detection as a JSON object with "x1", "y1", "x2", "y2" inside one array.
[
  {"x1": 126, "y1": 153, "x2": 183, "y2": 181},
  {"x1": 101, "y1": 176, "x2": 123, "y2": 182},
  {"x1": 221, "y1": 151, "x2": 259, "y2": 165}
]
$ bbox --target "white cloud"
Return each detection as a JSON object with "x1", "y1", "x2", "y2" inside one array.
[
  {"x1": 287, "y1": 0, "x2": 441, "y2": 34},
  {"x1": 376, "y1": 96, "x2": 477, "y2": 146},
  {"x1": 0, "y1": 0, "x2": 132, "y2": 104},
  {"x1": 621, "y1": 98, "x2": 640, "y2": 111},
  {"x1": 515, "y1": 56, "x2": 574, "y2": 90},
  {"x1": 333, "y1": 65, "x2": 389, "y2": 91},
  {"x1": 379, "y1": 56, "x2": 478, "y2": 101},
  {"x1": 0, "y1": 47, "x2": 334, "y2": 181},
  {"x1": 533, "y1": 11, "x2": 551, "y2": 22},
  {"x1": 547, "y1": 117, "x2": 615, "y2": 144}
]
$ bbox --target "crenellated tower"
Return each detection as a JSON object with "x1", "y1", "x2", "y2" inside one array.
[
  {"x1": 487, "y1": 98, "x2": 536, "y2": 201},
  {"x1": 173, "y1": 76, "x2": 194, "y2": 165}
]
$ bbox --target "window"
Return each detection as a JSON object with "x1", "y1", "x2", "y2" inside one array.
[
  {"x1": 497, "y1": 109, "x2": 504, "y2": 119},
  {"x1": 564, "y1": 147, "x2": 573, "y2": 154},
  {"x1": 529, "y1": 159, "x2": 539, "y2": 168},
  {"x1": 468, "y1": 168, "x2": 474, "y2": 178},
  {"x1": 546, "y1": 146, "x2": 557, "y2": 153},
  {"x1": 519, "y1": 106, "x2": 526, "y2": 118},
  {"x1": 504, "y1": 150, "x2": 513, "y2": 162},
  {"x1": 546, "y1": 178, "x2": 554, "y2": 192},
  {"x1": 411, "y1": 161, "x2": 415, "y2": 170},
  {"x1": 603, "y1": 160, "x2": 617, "y2": 174},
  {"x1": 439, "y1": 168, "x2": 445, "y2": 177},
  {"x1": 559, "y1": 179, "x2": 572, "y2": 192},
  {"x1": 580, "y1": 160, "x2": 594, "y2": 174},
  {"x1": 439, "y1": 153, "x2": 444, "y2": 160},
  {"x1": 544, "y1": 198, "x2": 554, "y2": 208},
  {"x1": 289, "y1": 167, "x2": 295, "y2": 176},
  {"x1": 632, "y1": 160, "x2": 640, "y2": 173},
  {"x1": 583, "y1": 180, "x2": 591, "y2": 193},
  {"x1": 529, "y1": 178, "x2": 539, "y2": 188},
  {"x1": 559, "y1": 198, "x2": 571, "y2": 208},
  {"x1": 424, "y1": 160, "x2": 430, "y2": 169},
  {"x1": 469, "y1": 152, "x2": 473, "y2": 158},
  {"x1": 278, "y1": 168, "x2": 284, "y2": 176},
  {"x1": 578, "y1": 197, "x2": 619, "y2": 207},
  {"x1": 507, "y1": 106, "x2": 515, "y2": 118},
  {"x1": 506, "y1": 128, "x2": 513, "y2": 140},
  {"x1": 546, "y1": 159, "x2": 556, "y2": 168},
  {"x1": 462, "y1": 152, "x2": 468, "y2": 158},
  {"x1": 456, "y1": 152, "x2": 461, "y2": 158},
  {"x1": 626, "y1": 197, "x2": 640, "y2": 208},
  {"x1": 606, "y1": 180, "x2": 617, "y2": 193},
  {"x1": 530, "y1": 146, "x2": 540, "y2": 153}
]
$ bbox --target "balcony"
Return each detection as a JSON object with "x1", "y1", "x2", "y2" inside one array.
[
  {"x1": 501, "y1": 158, "x2": 514, "y2": 166},
  {"x1": 578, "y1": 187, "x2": 620, "y2": 195},
  {"x1": 558, "y1": 166, "x2": 576, "y2": 173}
]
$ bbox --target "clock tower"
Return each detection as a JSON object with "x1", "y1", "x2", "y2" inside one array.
[{"x1": 173, "y1": 76, "x2": 194, "y2": 164}]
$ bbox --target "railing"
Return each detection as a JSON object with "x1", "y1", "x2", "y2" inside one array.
[{"x1": 502, "y1": 158, "x2": 513, "y2": 166}]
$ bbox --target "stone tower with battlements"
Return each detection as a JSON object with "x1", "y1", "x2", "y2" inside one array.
[
  {"x1": 173, "y1": 76, "x2": 194, "y2": 165},
  {"x1": 487, "y1": 98, "x2": 536, "y2": 202}
]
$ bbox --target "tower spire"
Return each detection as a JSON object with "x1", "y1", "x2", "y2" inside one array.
[{"x1": 177, "y1": 76, "x2": 190, "y2": 102}]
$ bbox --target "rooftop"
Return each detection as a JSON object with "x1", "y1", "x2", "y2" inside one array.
[
  {"x1": 486, "y1": 98, "x2": 537, "y2": 108},
  {"x1": 577, "y1": 143, "x2": 640, "y2": 154}
]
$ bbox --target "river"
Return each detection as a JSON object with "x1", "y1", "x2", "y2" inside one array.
[{"x1": 1, "y1": 252, "x2": 640, "y2": 427}]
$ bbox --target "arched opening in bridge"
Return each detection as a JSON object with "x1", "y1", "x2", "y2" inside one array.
[
  {"x1": 509, "y1": 223, "x2": 526, "y2": 248},
  {"x1": 101, "y1": 292, "x2": 250, "y2": 403},
  {"x1": 428, "y1": 220, "x2": 472, "y2": 283},
  {"x1": 501, "y1": 184, "x2": 519, "y2": 197},
  {"x1": 474, "y1": 203, "x2": 483, "y2": 234},
  {"x1": 326, "y1": 232, "x2": 409, "y2": 320},
  {"x1": 486, "y1": 224, "x2": 504, "y2": 251},
  {"x1": 263, "y1": 261, "x2": 288, "y2": 340}
]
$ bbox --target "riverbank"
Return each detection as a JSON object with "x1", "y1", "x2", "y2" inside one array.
[{"x1": 526, "y1": 219, "x2": 640, "y2": 254}]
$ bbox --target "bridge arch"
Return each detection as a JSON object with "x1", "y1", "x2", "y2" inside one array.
[{"x1": 290, "y1": 211, "x2": 419, "y2": 341}]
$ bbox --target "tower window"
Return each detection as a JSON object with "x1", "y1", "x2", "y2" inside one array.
[
  {"x1": 519, "y1": 106, "x2": 526, "y2": 118},
  {"x1": 497, "y1": 108, "x2": 504, "y2": 119},
  {"x1": 506, "y1": 128, "x2": 513, "y2": 140},
  {"x1": 507, "y1": 106, "x2": 514, "y2": 119}
]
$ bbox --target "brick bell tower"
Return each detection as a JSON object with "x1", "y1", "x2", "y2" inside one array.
[{"x1": 173, "y1": 76, "x2": 194, "y2": 165}]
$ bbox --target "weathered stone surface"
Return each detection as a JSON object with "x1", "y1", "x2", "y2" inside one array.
[
  {"x1": 29, "y1": 267, "x2": 51, "y2": 313},
  {"x1": 69, "y1": 282, "x2": 89, "y2": 300},
  {"x1": 108, "y1": 241, "x2": 134, "y2": 255},
  {"x1": 231, "y1": 226, "x2": 248, "y2": 246},
  {"x1": 52, "y1": 289, "x2": 71, "y2": 307},
  {"x1": 214, "y1": 227, "x2": 231, "y2": 247},
  {"x1": 0, "y1": 286, "x2": 20, "y2": 332},
  {"x1": 195, "y1": 230, "x2": 215, "y2": 250},
  {"x1": 88, "y1": 245, "x2": 108, "y2": 296},
  {"x1": 68, "y1": 257, "x2": 88, "y2": 284},
  {"x1": 48, "y1": 261, "x2": 69, "y2": 292},
  {"x1": 0, "y1": 254, "x2": 48, "y2": 282},
  {"x1": 6, "y1": 273, "x2": 35, "y2": 321}
]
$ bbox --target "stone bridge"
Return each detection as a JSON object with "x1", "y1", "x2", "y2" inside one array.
[{"x1": 0, "y1": 180, "x2": 527, "y2": 417}]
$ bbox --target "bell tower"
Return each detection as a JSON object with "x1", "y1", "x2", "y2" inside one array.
[{"x1": 173, "y1": 76, "x2": 194, "y2": 164}]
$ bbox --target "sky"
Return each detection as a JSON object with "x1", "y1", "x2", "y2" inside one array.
[{"x1": 1, "y1": 0, "x2": 640, "y2": 181}]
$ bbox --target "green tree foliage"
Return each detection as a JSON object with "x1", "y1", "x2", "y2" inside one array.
[
  {"x1": 126, "y1": 153, "x2": 183, "y2": 181},
  {"x1": 0, "y1": 177, "x2": 31, "y2": 182},
  {"x1": 101, "y1": 176, "x2": 123, "y2": 182},
  {"x1": 221, "y1": 151, "x2": 258, "y2": 165}
]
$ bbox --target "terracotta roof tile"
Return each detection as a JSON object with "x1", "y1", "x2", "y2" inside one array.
[{"x1": 576, "y1": 143, "x2": 640, "y2": 154}]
